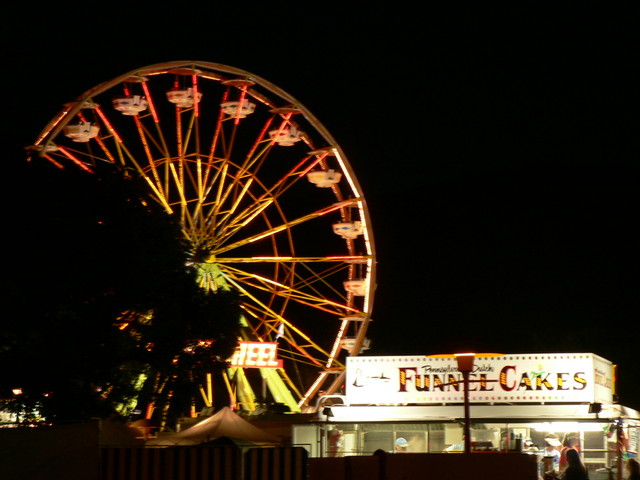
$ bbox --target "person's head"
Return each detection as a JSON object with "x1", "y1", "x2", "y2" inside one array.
[
  {"x1": 627, "y1": 458, "x2": 640, "y2": 475},
  {"x1": 545, "y1": 434, "x2": 561, "y2": 449},
  {"x1": 566, "y1": 448, "x2": 582, "y2": 466},
  {"x1": 563, "y1": 433, "x2": 579, "y2": 447}
]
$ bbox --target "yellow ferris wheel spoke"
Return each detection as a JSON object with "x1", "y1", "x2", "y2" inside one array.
[
  {"x1": 203, "y1": 118, "x2": 275, "y2": 220},
  {"x1": 202, "y1": 154, "x2": 332, "y2": 247},
  {"x1": 132, "y1": 116, "x2": 170, "y2": 204},
  {"x1": 210, "y1": 198, "x2": 360, "y2": 255},
  {"x1": 197, "y1": 114, "x2": 318, "y2": 245},
  {"x1": 217, "y1": 263, "x2": 363, "y2": 316},
  {"x1": 215, "y1": 255, "x2": 372, "y2": 263},
  {"x1": 216, "y1": 198, "x2": 275, "y2": 246},
  {"x1": 221, "y1": 274, "x2": 341, "y2": 369}
]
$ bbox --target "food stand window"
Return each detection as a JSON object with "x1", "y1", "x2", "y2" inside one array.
[
  {"x1": 351, "y1": 423, "x2": 445, "y2": 454},
  {"x1": 323, "y1": 423, "x2": 430, "y2": 457}
]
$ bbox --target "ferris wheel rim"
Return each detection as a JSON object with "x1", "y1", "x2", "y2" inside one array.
[{"x1": 29, "y1": 60, "x2": 377, "y2": 412}]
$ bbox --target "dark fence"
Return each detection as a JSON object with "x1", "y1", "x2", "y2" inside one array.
[
  {"x1": 100, "y1": 446, "x2": 308, "y2": 480},
  {"x1": 308, "y1": 452, "x2": 540, "y2": 480},
  {"x1": 244, "y1": 446, "x2": 308, "y2": 480},
  {"x1": 101, "y1": 446, "x2": 241, "y2": 480}
]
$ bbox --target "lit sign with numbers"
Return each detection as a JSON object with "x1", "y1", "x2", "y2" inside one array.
[{"x1": 228, "y1": 342, "x2": 283, "y2": 368}]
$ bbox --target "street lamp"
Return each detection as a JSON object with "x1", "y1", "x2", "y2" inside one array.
[
  {"x1": 429, "y1": 352, "x2": 503, "y2": 454},
  {"x1": 454, "y1": 353, "x2": 476, "y2": 454}
]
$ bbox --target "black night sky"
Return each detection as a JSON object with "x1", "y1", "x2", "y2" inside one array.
[{"x1": 3, "y1": 6, "x2": 639, "y2": 407}]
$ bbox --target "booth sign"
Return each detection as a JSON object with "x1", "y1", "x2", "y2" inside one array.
[{"x1": 346, "y1": 353, "x2": 614, "y2": 405}]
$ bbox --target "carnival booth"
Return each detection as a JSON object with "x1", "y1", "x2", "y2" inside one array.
[{"x1": 293, "y1": 353, "x2": 639, "y2": 478}]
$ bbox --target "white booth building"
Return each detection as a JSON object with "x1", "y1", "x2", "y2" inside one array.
[{"x1": 293, "y1": 353, "x2": 639, "y2": 477}]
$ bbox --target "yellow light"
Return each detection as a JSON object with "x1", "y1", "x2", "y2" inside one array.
[{"x1": 455, "y1": 353, "x2": 476, "y2": 373}]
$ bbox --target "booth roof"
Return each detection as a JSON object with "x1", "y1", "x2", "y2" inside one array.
[
  {"x1": 319, "y1": 403, "x2": 640, "y2": 423},
  {"x1": 147, "y1": 407, "x2": 282, "y2": 446}
]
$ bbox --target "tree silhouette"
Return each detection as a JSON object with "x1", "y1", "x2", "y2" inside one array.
[{"x1": 1, "y1": 160, "x2": 240, "y2": 424}]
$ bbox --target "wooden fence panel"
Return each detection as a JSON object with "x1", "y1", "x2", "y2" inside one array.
[
  {"x1": 101, "y1": 446, "x2": 241, "y2": 480},
  {"x1": 244, "y1": 447, "x2": 308, "y2": 480}
]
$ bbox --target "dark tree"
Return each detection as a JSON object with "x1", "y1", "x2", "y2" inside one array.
[{"x1": 1, "y1": 160, "x2": 240, "y2": 424}]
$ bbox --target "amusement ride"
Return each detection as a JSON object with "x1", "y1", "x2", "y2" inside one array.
[{"x1": 28, "y1": 61, "x2": 377, "y2": 416}]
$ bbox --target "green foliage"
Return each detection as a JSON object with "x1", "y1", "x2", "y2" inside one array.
[{"x1": 1, "y1": 161, "x2": 240, "y2": 423}]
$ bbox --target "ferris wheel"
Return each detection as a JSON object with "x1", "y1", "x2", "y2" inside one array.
[{"x1": 28, "y1": 61, "x2": 376, "y2": 414}]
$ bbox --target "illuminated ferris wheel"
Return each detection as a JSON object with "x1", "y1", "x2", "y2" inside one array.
[{"x1": 28, "y1": 61, "x2": 376, "y2": 413}]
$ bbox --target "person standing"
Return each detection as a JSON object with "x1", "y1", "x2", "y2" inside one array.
[
  {"x1": 543, "y1": 434, "x2": 562, "y2": 473},
  {"x1": 562, "y1": 448, "x2": 589, "y2": 480},
  {"x1": 627, "y1": 458, "x2": 640, "y2": 480},
  {"x1": 559, "y1": 433, "x2": 580, "y2": 474}
]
